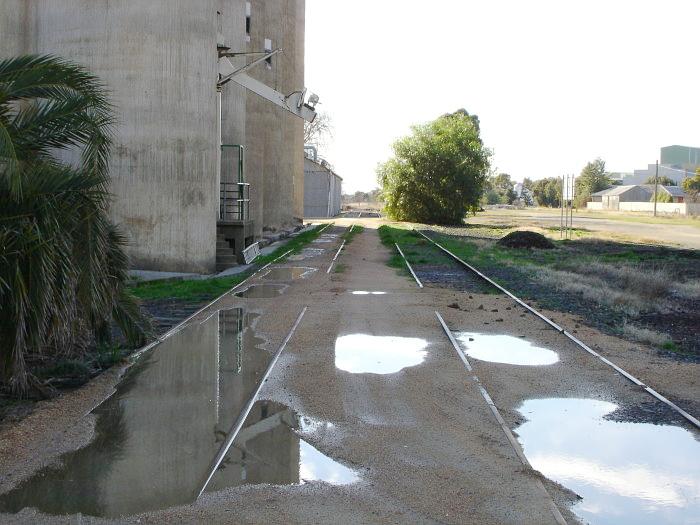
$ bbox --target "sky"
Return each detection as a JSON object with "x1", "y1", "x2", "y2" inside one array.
[{"x1": 304, "y1": 0, "x2": 700, "y2": 193}]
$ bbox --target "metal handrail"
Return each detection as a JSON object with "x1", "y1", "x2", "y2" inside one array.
[{"x1": 220, "y1": 182, "x2": 249, "y2": 221}]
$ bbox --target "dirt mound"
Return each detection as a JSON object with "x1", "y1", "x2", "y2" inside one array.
[{"x1": 497, "y1": 231, "x2": 555, "y2": 249}]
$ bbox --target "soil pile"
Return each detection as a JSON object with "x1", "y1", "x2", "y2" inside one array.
[{"x1": 497, "y1": 231, "x2": 555, "y2": 249}]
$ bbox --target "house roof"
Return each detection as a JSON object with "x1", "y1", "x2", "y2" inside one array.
[
  {"x1": 659, "y1": 185, "x2": 686, "y2": 196},
  {"x1": 591, "y1": 185, "x2": 644, "y2": 197},
  {"x1": 591, "y1": 184, "x2": 686, "y2": 197}
]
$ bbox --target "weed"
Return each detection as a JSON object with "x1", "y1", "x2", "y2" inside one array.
[
  {"x1": 130, "y1": 225, "x2": 329, "y2": 301},
  {"x1": 342, "y1": 225, "x2": 364, "y2": 244},
  {"x1": 622, "y1": 324, "x2": 672, "y2": 347}
]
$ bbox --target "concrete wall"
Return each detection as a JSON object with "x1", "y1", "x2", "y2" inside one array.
[
  {"x1": 245, "y1": 0, "x2": 305, "y2": 236},
  {"x1": 587, "y1": 201, "x2": 699, "y2": 216},
  {"x1": 619, "y1": 202, "x2": 699, "y2": 215},
  {"x1": 219, "y1": 0, "x2": 248, "y2": 184},
  {"x1": 304, "y1": 158, "x2": 342, "y2": 218},
  {"x1": 2, "y1": 1, "x2": 221, "y2": 273}
]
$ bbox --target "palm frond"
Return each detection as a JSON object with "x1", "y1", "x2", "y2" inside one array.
[{"x1": 0, "y1": 55, "x2": 148, "y2": 396}]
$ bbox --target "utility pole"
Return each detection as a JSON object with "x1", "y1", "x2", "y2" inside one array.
[
  {"x1": 653, "y1": 160, "x2": 659, "y2": 217},
  {"x1": 560, "y1": 176, "x2": 564, "y2": 239}
]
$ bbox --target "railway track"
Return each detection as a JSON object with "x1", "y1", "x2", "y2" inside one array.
[{"x1": 392, "y1": 228, "x2": 699, "y2": 430}]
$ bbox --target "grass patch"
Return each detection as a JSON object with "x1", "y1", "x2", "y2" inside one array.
[
  {"x1": 342, "y1": 225, "x2": 364, "y2": 244},
  {"x1": 334, "y1": 263, "x2": 347, "y2": 273},
  {"x1": 130, "y1": 224, "x2": 330, "y2": 301}
]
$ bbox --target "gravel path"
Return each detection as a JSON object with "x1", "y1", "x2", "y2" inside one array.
[{"x1": 1, "y1": 220, "x2": 698, "y2": 524}]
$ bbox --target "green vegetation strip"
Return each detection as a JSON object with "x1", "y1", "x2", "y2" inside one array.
[
  {"x1": 342, "y1": 224, "x2": 364, "y2": 244},
  {"x1": 130, "y1": 224, "x2": 330, "y2": 301}
]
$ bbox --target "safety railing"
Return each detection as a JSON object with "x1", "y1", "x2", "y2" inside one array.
[{"x1": 219, "y1": 182, "x2": 250, "y2": 221}]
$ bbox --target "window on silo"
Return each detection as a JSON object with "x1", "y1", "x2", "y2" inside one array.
[
  {"x1": 245, "y1": 2, "x2": 251, "y2": 42},
  {"x1": 264, "y1": 38, "x2": 273, "y2": 69}
]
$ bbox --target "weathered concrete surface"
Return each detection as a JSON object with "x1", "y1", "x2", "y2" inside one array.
[
  {"x1": 245, "y1": 0, "x2": 306, "y2": 236},
  {"x1": 2, "y1": 1, "x2": 221, "y2": 273},
  {"x1": 0, "y1": 0, "x2": 307, "y2": 272}
]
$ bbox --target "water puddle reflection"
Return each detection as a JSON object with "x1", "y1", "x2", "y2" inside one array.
[
  {"x1": 261, "y1": 267, "x2": 316, "y2": 281},
  {"x1": 234, "y1": 284, "x2": 287, "y2": 298},
  {"x1": 335, "y1": 334, "x2": 428, "y2": 374},
  {"x1": 516, "y1": 398, "x2": 700, "y2": 525},
  {"x1": 288, "y1": 248, "x2": 325, "y2": 261},
  {"x1": 455, "y1": 332, "x2": 559, "y2": 366},
  {"x1": 208, "y1": 401, "x2": 357, "y2": 490},
  {"x1": 0, "y1": 309, "x2": 271, "y2": 518},
  {"x1": 351, "y1": 291, "x2": 387, "y2": 295}
]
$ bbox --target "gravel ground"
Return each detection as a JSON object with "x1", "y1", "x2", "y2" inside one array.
[{"x1": 0, "y1": 220, "x2": 697, "y2": 524}]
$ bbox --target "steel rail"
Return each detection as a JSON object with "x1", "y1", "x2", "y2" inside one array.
[
  {"x1": 416, "y1": 229, "x2": 700, "y2": 430},
  {"x1": 128, "y1": 248, "x2": 293, "y2": 363},
  {"x1": 196, "y1": 307, "x2": 308, "y2": 498},
  {"x1": 394, "y1": 243, "x2": 423, "y2": 288},
  {"x1": 327, "y1": 226, "x2": 350, "y2": 273},
  {"x1": 435, "y1": 312, "x2": 568, "y2": 525},
  {"x1": 127, "y1": 225, "x2": 332, "y2": 366}
]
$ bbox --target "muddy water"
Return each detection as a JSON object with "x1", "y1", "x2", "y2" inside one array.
[
  {"x1": 206, "y1": 400, "x2": 357, "y2": 491},
  {"x1": 0, "y1": 309, "x2": 270, "y2": 518},
  {"x1": 454, "y1": 332, "x2": 559, "y2": 366},
  {"x1": 516, "y1": 398, "x2": 700, "y2": 525},
  {"x1": 234, "y1": 284, "x2": 288, "y2": 298},
  {"x1": 334, "y1": 334, "x2": 429, "y2": 374},
  {"x1": 261, "y1": 267, "x2": 316, "y2": 281}
]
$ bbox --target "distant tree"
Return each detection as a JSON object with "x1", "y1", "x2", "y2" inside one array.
[
  {"x1": 483, "y1": 173, "x2": 516, "y2": 204},
  {"x1": 377, "y1": 110, "x2": 490, "y2": 224},
  {"x1": 531, "y1": 177, "x2": 562, "y2": 207},
  {"x1": 681, "y1": 169, "x2": 700, "y2": 201},
  {"x1": 650, "y1": 191, "x2": 672, "y2": 203},
  {"x1": 574, "y1": 158, "x2": 611, "y2": 207},
  {"x1": 304, "y1": 111, "x2": 333, "y2": 148},
  {"x1": 522, "y1": 177, "x2": 534, "y2": 189},
  {"x1": 352, "y1": 191, "x2": 370, "y2": 203},
  {"x1": 644, "y1": 175, "x2": 677, "y2": 186}
]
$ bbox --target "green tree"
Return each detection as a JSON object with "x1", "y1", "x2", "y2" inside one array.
[
  {"x1": 574, "y1": 158, "x2": 611, "y2": 207},
  {"x1": 0, "y1": 55, "x2": 150, "y2": 395},
  {"x1": 650, "y1": 191, "x2": 672, "y2": 203},
  {"x1": 531, "y1": 177, "x2": 562, "y2": 207},
  {"x1": 681, "y1": 169, "x2": 700, "y2": 201},
  {"x1": 484, "y1": 173, "x2": 516, "y2": 204},
  {"x1": 377, "y1": 110, "x2": 490, "y2": 224},
  {"x1": 644, "y1": 175, "x2": 677, "y2": 186}
]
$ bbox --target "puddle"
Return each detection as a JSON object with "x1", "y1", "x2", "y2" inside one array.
[
  {"x1": 516, "y1": 398, "x2": 700, "y2": 525},
  {"x1": 234, "y1": 284, "x2": 287, "y2": 298},
  {"x1": 335, "y1": 334, "x2": 428, "y2": 374},
  {"x1": 288, "y1": 248, "x2": 325, "y2": 261},
  {"x1": 261, "y1": 267, "x2": 316, "y2": 281},
  {"x1": 351, "y1": 291, "x2": 387, "y2": 295},
  {"x1": 207, "y1": 401, "x2": 357, "y2": 490},
  {"x1": 0, "y1": 309, "x2": 275, "y2": 518},
  {"x1": 454, "y1": 332, "x2": 559, "y2": 366}
]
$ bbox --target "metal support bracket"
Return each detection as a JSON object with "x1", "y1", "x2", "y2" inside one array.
[{"x1": 218, "y1": 50, "x2": 317, "y2": 123}]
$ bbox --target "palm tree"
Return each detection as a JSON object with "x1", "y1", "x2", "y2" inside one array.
[{"x1": 0, "y1": 55, "x2": 150, "y2": 396}]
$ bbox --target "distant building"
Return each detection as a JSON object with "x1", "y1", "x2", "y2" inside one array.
[
  {"x1": 588, "y1": 185, "x2": 697, "y2": 215},
  {"x1": 303, "y1": 148, "x2": 342, "y2": 218},
  {"x1": 624, "y1": 145, "x2": 699, "y2": 186},
  {"x1": 660, "y1": 145, "x2": 700, "y2": 170}
]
